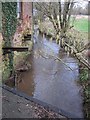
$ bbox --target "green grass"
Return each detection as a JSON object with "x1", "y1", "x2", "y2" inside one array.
[{"x1": 73, "y1": 18, "x2": 89, "y2": 32}]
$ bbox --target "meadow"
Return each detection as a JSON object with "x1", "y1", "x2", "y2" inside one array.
[{"x1": 73, "y1": 16, "x2": 89, "y2": 33}]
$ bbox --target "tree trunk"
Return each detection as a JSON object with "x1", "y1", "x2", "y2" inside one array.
[{"x1": 8, "y1": 51, "x2": 14, "y2": 76}]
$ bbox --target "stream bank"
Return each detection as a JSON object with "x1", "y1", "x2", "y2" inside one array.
[
  {"x1": 5, "y1": 31, "x2": 84, "y2": 118},
  {"x1": 38, "y1": 26, "x2": 89, "y2": 118},
  {"x1": 2, "y1": 36, "x2": 33, "y2": 85},
  {"x1": 5, "y1": 50, "x2": 32, "y2": 87},
  {"x1": 79, "y1": 66, "x2": 90, "y2": 118}
]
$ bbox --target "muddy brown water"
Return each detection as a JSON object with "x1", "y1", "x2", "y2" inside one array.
[{"x1": 8, "y1": 31, "x2": 84, "y2": 118}]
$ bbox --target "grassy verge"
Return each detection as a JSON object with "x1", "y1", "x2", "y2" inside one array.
[
  {"x1": 73, "y1": 17, "x2": 90, "y2": 118},
  {"x1": 73, "y1": 18, "x2": 89, "y2": 32}
]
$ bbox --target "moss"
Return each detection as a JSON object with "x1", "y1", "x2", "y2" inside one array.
[
  {"x1": 79, "y1": 67, "x2": 90, "y2": 118},
  {"x1": 2, "y1": 2, "x2": 17, "y2": 81},
  {"x1": 80, "y1": 69, "x2": 88, "y2": 83},
  {"x1": 2, "y1": 66, "x2": 11, "y2": 82}
]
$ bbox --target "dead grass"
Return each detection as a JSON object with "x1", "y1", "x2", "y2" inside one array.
[
  {"x1": 40, "y1": 20, "x2": 89, "y2": 46},
  {"x1": 67, "y1": 28, "x2": 88, "y2": 44}
]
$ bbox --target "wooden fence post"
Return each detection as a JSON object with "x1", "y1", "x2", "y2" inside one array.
[{"x1": 50, "y1": 37, "x2": 52, "y2": 42}]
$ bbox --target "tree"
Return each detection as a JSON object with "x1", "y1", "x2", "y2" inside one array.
[
  {"x1": 34, "y1": 0, "x2": 74, "y2": 46},
  {"x1": 34, "y1": 1, "x2": 90, "y2": 69}
]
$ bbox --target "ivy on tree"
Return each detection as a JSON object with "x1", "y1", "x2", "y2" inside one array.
[{"x1": 2, "y1": 2, "x2": 17, "y2": 76}]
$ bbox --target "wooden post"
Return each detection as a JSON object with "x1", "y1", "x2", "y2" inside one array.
[
  {"x1": 56, "y1": 34, "x2": 59, "y2": 44},
  {"x1": 71, "y1": 47, "x2": 73, "y2": 54},
  {"x1": 50, "y1": 37, "x2": 52, "y2": 42},
  {"x1": 67, "y1": 46, "x2": 69, "y2": 55},
  {"x1": 65, "y1": 46, "x2": 67, "y2": 52},
  {"x1": 62, "y1": 38, "x2": 64, "y2": 47},
  {"x1": 47, "y1": 31, "x2": 48, "y2": 36},
  {"x1": 60, "y1": 38, "x2": 64, "y2": 48},
  {"x1": 14, "y1": 71, "x2": 17, "y2": 89},
  {"x1": 37, "y1": 30, "x2": 39, "y2": 35},
  {"x1": 73, "y1": 40, "x2": 75, "y2": 47},
  {"x1": 43, "y1": 33, "x2": 45, "y2": 38},
  {"x1": 59, "y1": 40, "x2": 60, "y2": 46}
]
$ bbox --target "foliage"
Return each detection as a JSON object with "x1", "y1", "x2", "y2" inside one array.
[
  {"x1": 2, "y1": 2, "x2": 17, "y2": 78},
  {"x1": 2, "y1": 62, "x2": 11, "y2": 82},
  {"x1": 34, "y1": 1, "x2": 74, "y2": 41},
  {"x1": 79, "y1": 68, "x2": 90, "y2": 118},
  {"x1": 80, "y1": 68, "x2": 88, "y2": 82},
  {"x1": 2, "y1": 2, "x2": 17, "y2": 47}
]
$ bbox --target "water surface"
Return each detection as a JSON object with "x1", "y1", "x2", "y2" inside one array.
[{"x1": 17, "y1": 32, "x2": 83, "y2": 118}]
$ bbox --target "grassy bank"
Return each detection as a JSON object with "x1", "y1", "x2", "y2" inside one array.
[
  {"x1": 38, "y1": 18, "x2": 88, "y2": 45},
  {"x1": 79, "y1": 67, "x2": 90, "y2": 118},
  {"x1": 73, "y1": 18, "x2": 89, "y2": 32},
  {"x1": 38, "y1": 17, "x2": 89, "y2": 118},
  {"x1": 0, "y1": 33, "x2": 2, "y2": 84}
]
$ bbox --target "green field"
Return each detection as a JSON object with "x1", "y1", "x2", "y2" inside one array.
[{"x1": 73, "y1": 18, "x2": 89, "y2": 32}]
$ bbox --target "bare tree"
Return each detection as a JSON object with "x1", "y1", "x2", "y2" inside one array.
[
  {"x1": 34, "y1": 1, "x2": 74, "y2": 46},
  {"x1": 34, "y1": 1, "x2": 90, "y2": 69}
]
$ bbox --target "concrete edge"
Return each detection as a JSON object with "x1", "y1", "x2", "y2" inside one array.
[{"x1": 1, "y1": 84, "x2": 80, "y2": 119}]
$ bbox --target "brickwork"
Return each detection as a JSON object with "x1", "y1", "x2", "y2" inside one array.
[{"x1": 13, "y1": 2, "x2": 32, "y2": 47}]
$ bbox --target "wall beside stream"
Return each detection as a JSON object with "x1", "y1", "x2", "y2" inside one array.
[{"x1": 2, "y1": 2, "x2": 33, "y2": 82}]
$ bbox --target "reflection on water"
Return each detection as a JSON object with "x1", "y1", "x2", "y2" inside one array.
[
  {"x1": 16, "y1": 31, "x2": 83, "y2": 118},
  {"x1": 16, "y1": 53, "x2": 35, "y2": 96}
]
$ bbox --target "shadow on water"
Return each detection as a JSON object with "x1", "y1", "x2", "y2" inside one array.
[
  {"x1": 8, "y1": 30, "x2": 84, "y2": 118},
  {"x1": 16, "y1": 53, "x2": 35, "y2": 96}
]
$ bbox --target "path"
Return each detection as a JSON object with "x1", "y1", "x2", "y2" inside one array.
[{"x1": 2, "y1": 88, "x2": 66, "y2": 118}]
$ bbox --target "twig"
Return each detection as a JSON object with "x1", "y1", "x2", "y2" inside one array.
[
  {"x1": 42, "y1": 42, "x2": 73, "y2": 71},
  {"x1": 79, "y1": 42, "x2": 90, "y2": 53},
  {"x1": 64, "y1": 42, "x2": 90, "y2": 70}
]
